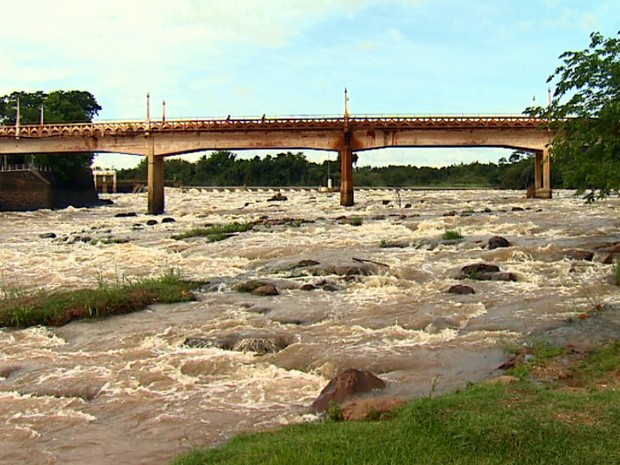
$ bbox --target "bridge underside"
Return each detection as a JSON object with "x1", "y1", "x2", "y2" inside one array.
[{"x1": 0, "y1": 120, "x2": 554, "y2": 213}]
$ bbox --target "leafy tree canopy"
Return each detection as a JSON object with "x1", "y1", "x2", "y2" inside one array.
[
  {"x1": 529, "y1": 31, "x2": 620, "y2": 195},
  {"x1": 0, "y1": 90, "x2": 101, "y2": 181}
]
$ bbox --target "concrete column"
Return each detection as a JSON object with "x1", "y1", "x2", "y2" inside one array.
[
  {"x1": 534, "y1": 151, "x2": 543, "y2": 191},
  {"x1": 147, "y1": 137, "x2": 165, "y2": 214},
  {"x1": 542, "y1": 146, "x2": 552, "y2": 198},
  {"x1": 340, "y1": 141, "x2": 354, "y2": 206},
  {"x1": 532, "y1": 148, "x2": 552, "y2": 199}
]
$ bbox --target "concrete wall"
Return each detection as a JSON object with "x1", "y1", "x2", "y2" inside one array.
[
  {"x1": 0, "y1": 170, "x2": 53, "y2": 211},
  {"x1": 0, "y1": 169, "x2": 100, "y2": 211}
]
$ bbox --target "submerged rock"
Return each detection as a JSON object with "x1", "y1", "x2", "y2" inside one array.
[
  {"x1": 447, "y1": 284, "x2": 476, "y2": 295},
  {"x1": 182, "y1": 334, "x2": 291, "y2": 355},
  {"x1": 459, "y1": 263, "x2": 517, "y2": 282},
  {"x1": 115, "y1": 212, "x2": 137, "y2": 218},
  {"x1": 488, "y1": 236, "x2": 510, "y2": 250},
  {"x1": 310, "y1": 368, "x2": 387, "y2": 413},
  {"x1": 267, "y1": 193, "x2": 288, "y2": 202},
  {"x1": 39, "y1": 232, "x2": 57, "y2": 239},
  {"x1": 252, "y1": 284, "x2": 279, "y2": 296},
  {"x1": 564, "y1": 249, "x2": 594, "y2": 262}
]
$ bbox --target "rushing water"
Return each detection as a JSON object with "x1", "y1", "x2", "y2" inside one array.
[{"x1": 1, "y1": 188, "x2": 620, "y2": 465}]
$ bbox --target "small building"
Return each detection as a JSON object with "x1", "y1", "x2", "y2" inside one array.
[{"x1": 93, "y1": 169, "x2": 117, "y2": 193}]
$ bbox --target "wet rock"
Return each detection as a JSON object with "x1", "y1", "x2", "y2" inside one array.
[
  {"x1": 459, "y1": 263, "x2": 517, "y2": 282},
  {"x1": 461, "y1": 263, "x2": 500, "y2": 276},
  {"x1": 132, "y1": 223, "x2": 144, "y2": 230},
  {"x1": 447, "y1": 284, "x2": 475, "y2": 295},
  {"x1": 0, "y1": 364, "x2": 20, "y2": 379},
  {"x1": 379, "y1": 240, "x2": 409, "y2": 248},
  {"x1": 183, "y1": 335, "x2": 291, "y2": 355},
  {"x1": 382, "y1": 200, "x2": 391, "y2": 205},
  {"x1": 234, "y1": 280, "x2": 271, "y2": 293},
  {"x1": 511, "y1": 207, "x2": 524, "y2": 212},
  {"x1": 310, "y1": 369, "x2": 387, "y2": 413},
  {"x1": 442, "y1": 211, "x2": 457, "y2": 217},
  {"x1": 290, "y1": 259, "x2": 321, "y2": 269},
  {"x1": 232, "y1": 337, "x2": 290, "y2": 355},
  {"x1": 252, "y1": 284, "x2": 279, "y2": 296},
  {"x1": 300, "y1": 284, "x2": 317, "y2": 291},
  {"x1": 115, "y1": 212, "x2": 137, "y2": 218},
  {"x1": 161, "y1": 217, "x2": 176, "y2": 223},
  {"x1": 404, "y1": 203, "x2": 412, "y2": 209},
  {"x1": 100, "y1": 198, "x2": 114, "y2": 205},
  {"x1": 341, "y1": 397, "x2": 408, "y2": 421},
  {"x1": 267, "y1": 193, "x2": 288, "y2": 202},
  {"x1": 564, "y1": 249, "x2": 594, "y2": 261},
  {"x1": 39, "y1": 232, "x2": 56, "y2": 239},
  {"x1": 315, "y1": 264, "x2": 375, "y2": 277},
  {"x1": 183, "y1": 337, "x2": 215, "y2": 349},
  {"x1": 146, "y1": 219, "x2": 158, "y2": 226},
  {"x1": 488, "y1": 236, "x2": 510, "y2": 250}
]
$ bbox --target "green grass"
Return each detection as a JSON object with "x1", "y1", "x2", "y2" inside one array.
[
  {"x1": 172, "y1": 222, "x2": 253, "y2": 242},
  {"x1": 172, "y1": 382, "x2": 620, "y2": 465},
  {"x1": 0, "y1": 271, "x2": 199, "y2": 328},
  {"x1": 442, "y1": 229, "x2": 463, "y2": 240}
]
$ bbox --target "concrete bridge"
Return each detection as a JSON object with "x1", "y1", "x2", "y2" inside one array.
[{"x1": 0, "y1": 110, "x2": 553, "y2": 214}]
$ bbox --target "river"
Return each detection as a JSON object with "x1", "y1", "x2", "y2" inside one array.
[{"x1": 1, "y1": 188, "x2": 619, "y2": 464}]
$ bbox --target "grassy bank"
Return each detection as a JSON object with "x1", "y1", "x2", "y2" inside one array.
[
  {"x1": 0, "y1": 272, "x2": 199, "y2": 328},
  {"x1": 173, "y1": 341, "x2": 620, "y2": 465}
]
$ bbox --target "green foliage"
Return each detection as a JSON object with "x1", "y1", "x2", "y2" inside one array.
[
  {"x1": 0, "y1": 90, "x2": 101, "y2": 182},
  {"x1": 350, "y1": 217, "x2": 363, "y2": 227},
  {"x1": 614, "y1": 260, "x2": 620, "y2": 286},
  {"x1": 441, "y1": 230, "x2": 462, "y2": 240},
  {"x1": 326, "y1": 401, "x2": 344, "y2": 422},
  {"x1": 171, "y1": 222, "x2": 253, "y2": 241},
  {"x1": 0, "y1": 271, "x2": 198, "y2": 328},
  {"x1": 528, "y1": 31, "x2": 620, "y2": 194}
]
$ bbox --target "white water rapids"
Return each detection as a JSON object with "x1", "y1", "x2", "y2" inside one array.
[{"x1": 1, "y1": 188, "x2": 619, "y2": 464}]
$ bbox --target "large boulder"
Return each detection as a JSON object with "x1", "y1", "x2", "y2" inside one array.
[{"x1": 310, "y1": 369, "x2": 387, "y2": 413}]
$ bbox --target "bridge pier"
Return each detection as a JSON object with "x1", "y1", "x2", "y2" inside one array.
[
  {"x1": 533, "y1": 146, "x2": 552, "y2": 199},
  {"x1": 147, "y1": 137, "x2": 165, "y2": 214},
  {"x1": 340, "y1": 141, "x2": 354, "y2": 206}
]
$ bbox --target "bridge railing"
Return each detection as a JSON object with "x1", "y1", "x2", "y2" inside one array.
[{"x1": 0, "y1": 115, "x2": 552, "y2": 139}]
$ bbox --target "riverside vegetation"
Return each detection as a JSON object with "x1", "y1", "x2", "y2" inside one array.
[{"x1": 0, "y1": 271, "x2": 199, "y2": 328}]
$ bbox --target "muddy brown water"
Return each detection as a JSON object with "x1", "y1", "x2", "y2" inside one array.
[{"x1": 1, "y1": 188, "x2": 620, "y2": 465}]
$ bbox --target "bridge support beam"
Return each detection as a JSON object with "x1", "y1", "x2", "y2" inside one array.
[
  {"x1": 147, "y1": 137, "x2": 165, "y2": 214},
  {"x1": 533, "y1": 146, "x2": 552, "y2": 199},
  {"x1": 340, "y1": 140, "x2": 354, "y2": 206}
]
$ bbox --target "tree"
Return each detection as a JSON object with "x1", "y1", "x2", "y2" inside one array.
[
  {"x1": 529, "y1": 31, "x2": 620, "y2": 195},
  {"x1": 0, "y1": 90, "x2": 101, "y2": 182}
]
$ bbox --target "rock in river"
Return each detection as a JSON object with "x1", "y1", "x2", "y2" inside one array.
[{"x1": 310, "y1": 368, "x2": 387, "y2": 413}]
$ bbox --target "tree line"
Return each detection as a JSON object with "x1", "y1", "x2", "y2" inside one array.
[{"x1": 114, "y1": 149, "x2": 564, "y2": 189}]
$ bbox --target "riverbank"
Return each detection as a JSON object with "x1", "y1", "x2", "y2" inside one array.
[{"x1": 173, "y1": 335, "x2": 620, "y2": 465}]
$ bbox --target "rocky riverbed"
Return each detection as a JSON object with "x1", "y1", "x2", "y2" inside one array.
[{"x1": 1, "y1": 188, "x2": 620, "y2": 465}]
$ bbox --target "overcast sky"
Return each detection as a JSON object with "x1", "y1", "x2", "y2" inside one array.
[{"x1": 1, "y1": 0, "x2": 617, "y2": 168}]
